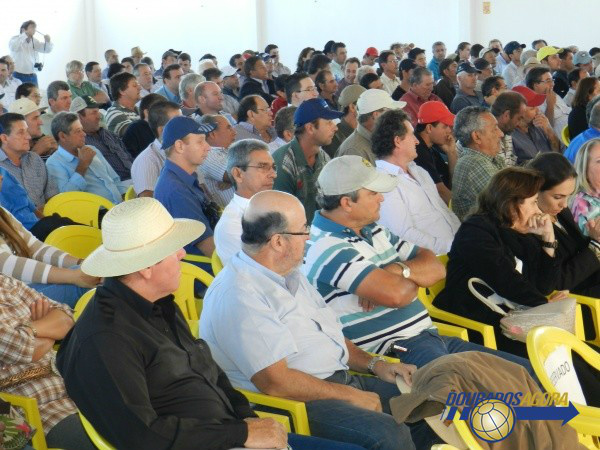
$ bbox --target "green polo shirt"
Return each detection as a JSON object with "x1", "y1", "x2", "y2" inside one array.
[
  {"x1": 272, "y1": 137, "x2": 330, "y2": 222},
  {"x1": 68, "y1": 80, "x2": 100, "y2": 99}
]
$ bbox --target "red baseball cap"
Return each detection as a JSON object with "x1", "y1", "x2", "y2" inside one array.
[
  {"x1": 512, "y1": 85, "x2": 545, "y2": 108},
  {"x1": 418, "y1": 101, "x2": 455, "y2": 126},
  {"x1": 365, "y1": 47, "x2": 379, "y2": 57}
]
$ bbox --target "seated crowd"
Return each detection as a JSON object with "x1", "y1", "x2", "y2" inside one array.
[{"x1": 1, "y1": 32, "x2": 600, "y2": 450}]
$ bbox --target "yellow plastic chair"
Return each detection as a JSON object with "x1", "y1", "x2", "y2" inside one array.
[
  {"x1": 429, "y1": 413, "x2": 486, "y2": 450},
  {"x1": 124, "y1": 185, "x2": 136, "y2": 201},
  {"x1": 562, "y1": 125, "x2": 571, "y2": 146},
  {"x1": 527, "y1": 326, "x2": 600, "y2": 446},
  {"x1": 570, "y1": 293, "x2": 600, "y2": 347},
  {"x1": 173, "y1": 262, "x2": 214, "y2": 321},
  {"x1": 0, "y1": 392, "x2": 60, "y2": 450},
  {"x1": 79, "y1": 412, "x2": 116, "y2": 450},
  {"x1": 44, "y1": 225, "x2": 102, "y2": 259},
  {"x1": 43, "y1": 192, "x2": 115, "y2": 228},
  {"x1": 74, "y1": 288, "x2": 96, "y2": 320},
  {"x1": 211, "y1": 250, "x2": 224, "y2": 275},
  {"x1": 418, "y1": 255, "x2": 498, "y2": 349},
  {"x1": 183, "y1": 253, "x2": 212, "y2": 265}
]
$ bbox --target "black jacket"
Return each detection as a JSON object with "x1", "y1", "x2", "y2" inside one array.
[
  {"x1": 433, "y1": 214, "x2": 561, "y2": 327},
  {"x1": 238, "y1": 78, "x2": 275, "y2": 105},
  {"x1": 57, "y1": 278, "x2": 255, "y2": 450}
]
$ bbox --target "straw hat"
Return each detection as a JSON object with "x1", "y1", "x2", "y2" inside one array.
[{"x1": 82, "y1": 198, "x2": 205, "y2": 277}]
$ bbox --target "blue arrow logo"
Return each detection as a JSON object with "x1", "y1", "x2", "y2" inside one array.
[{"x1": 453, "y1": 402, "x2": 579, "y2": 426}]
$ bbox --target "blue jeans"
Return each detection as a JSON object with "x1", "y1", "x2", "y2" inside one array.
[
  {"x1": 13, "y1": 71, "x2": 38, "y2": 86},
  {"x1": 28, "y1": 282, "x2": 90, "y2": 308},
  {"x1": 305, "y1": 371, "x2": 440, "y2": 450},
  {"x1": 388, "y1": 329, "x2": 536, "y2": 380},
  {"x1": 289, "y1": 433, "x2": 367, "y2": 450}
]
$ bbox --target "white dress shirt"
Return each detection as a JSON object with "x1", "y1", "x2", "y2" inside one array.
[
  {"x1": 8, "y1": 33, "x2": 53, "y2": 74},
  {"x1": 214, "y1": 194, "x2": 249, "y2": 265},
  {"x1": 381, "y1": 73, "x2": 401, "y2": 96},
  {"x1": 0, "y1": 78, "x2": 22, "y2": 107},
  {"x1": 376, "y1": 159, "x2": 461, "y2": 254},
  {"x1": 539, "y1": 95, "x2": 572, "y2": 138}
]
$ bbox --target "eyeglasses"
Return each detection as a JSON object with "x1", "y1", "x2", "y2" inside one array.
[
  {"x1": 537, "y1": 78, "x2": 554, "y2": 84},
  {"x1": 299, "y1": 86, "x2": 317, "y2": 92},
  {"x1": 255, "y1": 107, "x2": 270, "y2": 113},
  {"x1": 277, "y1": 224, "x2": 311, "y2": 237},
  {"x1": 244, "y1": 163, "x2": 277, "y2": 173}
]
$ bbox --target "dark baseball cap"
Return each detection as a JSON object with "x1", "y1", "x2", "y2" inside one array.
[
  {"x1": 294, "y1": 98, "x2": 344, "y2": 127},
  {"x1": 457, "y1": 63, "x2": 481, "y2": 75},
  {"x1": 504, "y1": 41, "x2": 526, "y2": 55},
  {"x1": 161, "y1": 116, "x2": 216, "y2": 150}
]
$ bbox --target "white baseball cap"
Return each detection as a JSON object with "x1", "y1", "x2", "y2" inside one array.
[
  {"x1": 357, "y1": 89, "x2": 406, "y2": 115},
  {"x1": 317, "y1": 155, "x2": 398, "y2": 196}
]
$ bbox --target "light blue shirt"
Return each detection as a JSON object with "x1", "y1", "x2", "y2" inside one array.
[
  {"x1": 427, "y1": 58, "x2": 441, "y2": 81},
  {"x1": 200, "y1": 251, "x2": 349, "y2": 392},
  {"x1": 155, "y1": 85, "x2": 182, "y2": 104},
  {"x1": 45, "y1": 145, "x2": 127, "y2": 204}
]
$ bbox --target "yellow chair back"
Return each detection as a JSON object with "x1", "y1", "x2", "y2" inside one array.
[
  {"x1": 43, "y1": 192, "x2": 115, "y2": 228},
  {"x1": 124, "y1": 185, "x2": 136, "y2": 201},
  {"x1": 211, "y1": 250, "x2": 224, "y2": 275},
  {"x1": 527, "y1": 326, "x2": 600, "y2": 439},
  {"x1": 0, "y1": 393, "x2": 50, "y2": 450},
  {"x1": 74, "y1": 288, "x2": 96, "y2": 320},
  {"x1": 173, "y1": 262, "x2": 214, "y2": 321},
  {"x1": 79, "y1": 412, "x2": 116, "y2": 450},
  {"x1": 44, "y1": 225, "x2": 102, "y2": 259}
]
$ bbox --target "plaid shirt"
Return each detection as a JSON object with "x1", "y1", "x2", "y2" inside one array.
[
  {"x1": 452, "y1": 146, "x2": 506, "y2": 221},
  {"x1": 0, "y1": 275, "x2": 76, "y2": 433}
]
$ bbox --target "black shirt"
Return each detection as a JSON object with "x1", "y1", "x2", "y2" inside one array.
[
  {"x1": 415, "y1": 136, "x2": 451, "y2": 189},
  {"x1": 391, "y1": 85, "x2": 407, "y2": 101},
  {"x1": 568, "y1": 105, "x2": 589, "y2": 140},
  {"x1": 553, "y1": 70, "x2": 569, "y2": 98},
  {"x1": 56, "y1": 278, "x2": 254, "y2": 450},
  {"x1": 122, "y1": 119, "x2": 156, "y2": 159}
]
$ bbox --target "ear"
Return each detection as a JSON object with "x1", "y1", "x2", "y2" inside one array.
[
  {"x1": 283, "y1": 129, "x2": 294, "y2": 142},
  {"x1": 231, "y1": 166, "x2": 243, "y2": 184},
  {"x1": 136, "y1": 267, "x2": 153, "y2": 281},
  {"x1": 339, "y1": 195, "x2": 355, "y2": 213}
]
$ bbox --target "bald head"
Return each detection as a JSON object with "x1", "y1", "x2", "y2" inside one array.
[{"x1": 241, "y1": 191, "x2": 307, "y2": 274}]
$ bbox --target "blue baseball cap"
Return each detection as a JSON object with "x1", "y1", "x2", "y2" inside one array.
[
  {"x1": 161, "y1": 116, "x2": 216, "y2": 150},
  {"x1": 294, "y1": 98, "x2": 344, "y2": 127}
]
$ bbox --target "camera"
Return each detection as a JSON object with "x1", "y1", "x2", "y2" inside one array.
[{"x1": 34, "y1": 62, "x2": 43, "y2": 71}]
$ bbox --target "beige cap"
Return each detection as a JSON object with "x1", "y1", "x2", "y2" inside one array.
[
  {"x1": 8, "y1": 98, "x2": 46, "y2": 116},
  {"x1": 317, "y1": 155, "x2": 398, "y2": 196},
  {"x1": 357, "y1": 89, "x2": 406, "y2": 115},
  {"x1": 338, "y1": 84, "x2": 366, "y2": 108}
]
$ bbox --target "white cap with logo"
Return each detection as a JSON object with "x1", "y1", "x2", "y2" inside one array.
[{"x1": 317, "y1": 155, "x2": 399, "y2": 196}]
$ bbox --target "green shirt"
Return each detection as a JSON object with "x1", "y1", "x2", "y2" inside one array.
[
  {"x1": 451, "y1": 146, "x2": 506, "y2": 221},
  {"x1": 68, "y1": 80, "x2": 100, "y2": 98},
  {"x1": 272, "y1": 137, "x2": 330, "y2": 222}
]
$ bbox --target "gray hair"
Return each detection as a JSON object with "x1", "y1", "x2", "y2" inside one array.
[
  {"x1": 197, "y1": 114, "x2": 220, "y2": 129},
  {"x1": 356, "y1": 65, "x2": 375, "y2": 83},
  {"x1": 409, "y1": 67, "x2": 433, "y2": 86},
  {"x1": 179, "y1": 73, "x2": 204, "y2": 101},
  {"x1": 587, "y1": 96, "x2": 600, "y2": 126},
  {"x1": 574, "y1": 138, "x2": 600, "y2": 195},
  {"x1": 274, "y1": 106, "x2": 297, "y2": 139},
  {"x1": 241, "y1": 210, "x2": 288, "y2": 255},
  {"x1": 47, "y1": 80, "x2": 70, "y2": 101},
  {"x1": 65, "y1": 60, "x2": 83, "y2": 76},
  {"x1": 133, "y1": 63, "x2": 149, "y2": 77},
  {"x1": 453, "y1": 106, "x2": 489, "y2": 147},
  {"x1": 51, "y1": 111, "x2": 79, "y2": 141},
  {"x1": 316, "y1": 184, "x2": 360, "y2": 211},
  {"x1": 226, "y1": 139, "x2": 269, "y2": 189}
]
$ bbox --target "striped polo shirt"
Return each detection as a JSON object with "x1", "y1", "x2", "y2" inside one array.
[{"x1": 303, "y1": 211, "x2": 434, "y2": 354}]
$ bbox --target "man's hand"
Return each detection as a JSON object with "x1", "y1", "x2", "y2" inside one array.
[
  {"x1": 373, "y1": 361, "x2": 416, "y2": 386},
  {"x1": 358, "y1": 297, "x2": 376, "y2": 312},
  {"x1": 75, "y1": 146, "x2": 96, "y2": 175},
  {"x1": 30, "y1": 297, "x2": 52, "y2": 321},
  {"x1": 546, "y1": 89, "x2": 557, "y2": 107},
  {"x1": 31, "y1": 135, "x2": 58, "y2": 156},
  {"x1": 548, "y1": 290, "x2": 570, "y2": 302},
  {"x1": 346, "y1": 386, "x2": 383, "y2": 412},
  {"x1": 44, "y1": 34, "x2": 51, "y2": 43},
  {"x1": 244, "y1": 417, "x2": 287, "y2": 449},
  {"x1": 532, "y1": 113, "x2": 552, "y2": 132},
  {"x1": 439, "y1": 133, "x2": 457, "y2": 155}
]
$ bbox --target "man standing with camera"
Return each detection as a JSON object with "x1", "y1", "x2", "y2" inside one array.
[{"x1": 8, "y1": 20, "x2": 53, "y2": 86}]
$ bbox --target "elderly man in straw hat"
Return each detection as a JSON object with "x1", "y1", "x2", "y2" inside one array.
[{"x1": 56, "y1": 197, "x2": 365, "y2": 450}]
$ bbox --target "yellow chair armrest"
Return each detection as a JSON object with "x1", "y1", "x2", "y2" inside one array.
[
  {"x1": 427, "y1": 307, "x2": 497, "y2": 349},
  {"x1": 187, "y1": 319, "x2": 199, "y2": 338},
  {"x1": 183, "y1": 254, "x2": 212, "y2": 264},
  {"x1": 237, "y1": 388, "x2": 310, "y2": 436},
  {"x1": 79, "y1": 412, "x2": 116, "y2": 450},
  {"x1": 434, "y1": 321, "x2": 469, "y2": 341},
  {"x1": 570, "y1": 293, "x2": 600, "y2": 346},
  {"x1": 0, "y1": 392, "x2": 48, "y2": 450},
  {"x1": 255, "y1": 411, "x2": 291, "y2": 432}
]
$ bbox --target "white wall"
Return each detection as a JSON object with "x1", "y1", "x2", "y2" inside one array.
[{"x1": 1, "y1": 0, "x2": 599, "y2": 92}]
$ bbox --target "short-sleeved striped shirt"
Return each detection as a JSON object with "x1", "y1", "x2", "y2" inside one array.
[
  {"x1": 303, "y1": 211, "x2": 434, "y2": 354},
  {"x1": 105, "y1": 103, "x2": 140, "y2": 138}
]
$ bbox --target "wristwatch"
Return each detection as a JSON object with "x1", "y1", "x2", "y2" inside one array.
[
  {"x1": 367, "y1": 356, "x2": 386, "y2": 374},
  {"x1": 395, "y1": 262, "x2": 411, "y2": 279},
  {"x1": 541, "y1": 240, "x2": 558, "y2": 249}
]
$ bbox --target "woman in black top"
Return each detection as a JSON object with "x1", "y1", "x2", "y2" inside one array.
[
  {"x1": 568, "y1": 76, "x2": 600, "y2": 140},
  {"x1": 527, "y1": 153, "x2": 600, "y2": 298},
  {"x1": 433, "y1": 167, "x2": 566, "y2": 356}
]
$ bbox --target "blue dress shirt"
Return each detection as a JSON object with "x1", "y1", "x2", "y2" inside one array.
[
  {"x1": 564, "y1": 127, "x2": 600, "y2": 163},
  {"x1": 0, "y1": 167, "x2": 38, "y2": 229},
  {"x1": 155, "y1": 85, "x2": 182, "y2": 104}
]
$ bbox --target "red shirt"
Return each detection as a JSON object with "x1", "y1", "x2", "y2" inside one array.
[
  {"x1": 400, "y1": 90, "x2": 442, "y2": 126},
  {"x1": 270, "y1": 96, "x2": 288, "y2": 117}
]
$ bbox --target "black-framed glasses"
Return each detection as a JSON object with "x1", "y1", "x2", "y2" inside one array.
[
  {"x1": 243, "y1": 163, "x2": 277, "y2": 173},
  {"x1": 298, "y1": 86, "x2": 317, "y2": 92},
  {"x1": 280, "y1": 224, "x2": 311, "y2": 236}
]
